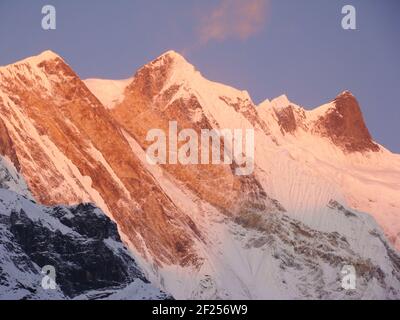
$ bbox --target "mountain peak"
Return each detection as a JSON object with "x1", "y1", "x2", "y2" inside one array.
[
  {"x1": 129, "y1": 49, "x2": 199, "y2": 97},
  {"x1": 333, "y1": 90, "x2": 360, "y2": 113},
  {"x1": 336, "y1": 90, "x2": 355, "y2": 98},
  {"x1": 159, "y1": 50, "x2": 185, "y2": 60},
  {"x1": 271, "y1": 94, "x2": 290, "y2": 109},
  {"x1": 151, "y1": 50, "x2": 191, "y2": 68},
  {"x1": 1, "y1": 50, "x2": 62, "y2": 70},
  {"x1": 313, "y1": 91, "x2": 380, "y2": 153},
  {"x1": 35, "y1": 49, "x2": 60, "y2": 61}
]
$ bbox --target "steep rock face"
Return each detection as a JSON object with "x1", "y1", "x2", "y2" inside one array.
[
  {"x1": 112, "y1": 52, "x2": 239, "y2": 211},
  {"x1": 108, "y1": 51, "x2": 400, "y2": 253},
  {"x1": 1, "y1": 50, "x2": 399, "y2": 299},
  {"x1": 103, "y1": 51, "x2": 400, "y2": 298},
  {"x1": 232, "y1": 204, "x2": 400, "y2": 299},
  {"x1": 111, "y1": 51, "x2": 271, "y2": 216},
  {"x1": 0, "y1": 156, "x2": 169, "y2": 300},
  {"x1": 274, "y1": 106, "x2": 297, "y2": 134},
  {"x1": 0, "y1": 190, "x2": 170, "y2": 299},
  {"x1": 0, "y1": 51, "x2": 201, "y2": 267},
  {"x1": 313, "y1": 91, "x2": 380, "y2": 152},
  {"x1": 0, "y1": 156, "x2": 31, "y2": 199},
  {"x1": 123, "y1": 140, "x2": 400, "y2": 299},
  {"x1": 0, "y1": 117, "x2": 20, "y2": 171},
  {"x1": 256, "y1": 92, "x2": 400, "y2": 250}
]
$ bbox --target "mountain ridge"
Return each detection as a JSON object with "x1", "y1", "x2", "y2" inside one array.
[
  {"x1": 81, "y1": 50, "x2": 384, "y2": 155},
  {"x1": 0, "y1": 156, "x2": 169, "y2": 300},
  {"x1": 1, "y1": 49, "x2": 399, "y2": 299}
]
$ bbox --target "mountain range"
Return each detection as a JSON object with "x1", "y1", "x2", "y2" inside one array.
[{"x1": 0, "y1": 50, "x2": 399, "y2": 299}]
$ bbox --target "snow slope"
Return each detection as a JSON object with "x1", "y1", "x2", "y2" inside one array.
[
  {"x1": 111, "y1": 51, "x2": 400, "y2": 250},
  {"x1": 0, "y1": 156, "x2": 169, "y2": 300},
  {"x1": 256, "y1": 95, "x2": 400, "y2": 249},
  {"x1": 106, "y1": 51, "x2": 400, "y2": 298},
  {"x1": 121, "y1": 128, "x2": 400, "y2": 299},
  {"x1": 84, "y1": 78, "x2": 132, "y2": 109},
  {"x1": 1, "y1": 50, "x2": 399, "y2": 300},
  {"x1": 0, "y1": 51, "x2": 202, "y2": 270}
]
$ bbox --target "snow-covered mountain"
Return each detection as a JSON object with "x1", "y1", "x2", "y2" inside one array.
[
  {"x1": 0, "y1": 50, "x2": 399, "y2": 299},
  {"x1": 0, "y1": 156, "x2": 169, "y2": 299}
]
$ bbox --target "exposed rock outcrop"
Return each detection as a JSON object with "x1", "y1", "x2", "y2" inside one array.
[{"x1": 314, "y1": 91, "x2": 380, "y2": 152}]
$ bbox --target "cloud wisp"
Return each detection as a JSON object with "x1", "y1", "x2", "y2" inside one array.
[{"x1": 198, "y1": 0, "x2": 268, "y2": 44}]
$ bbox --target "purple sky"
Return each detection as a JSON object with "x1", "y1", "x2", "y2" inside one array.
[{"x1": 0, "y1": 0, "x2": 399, "y2": 152}]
